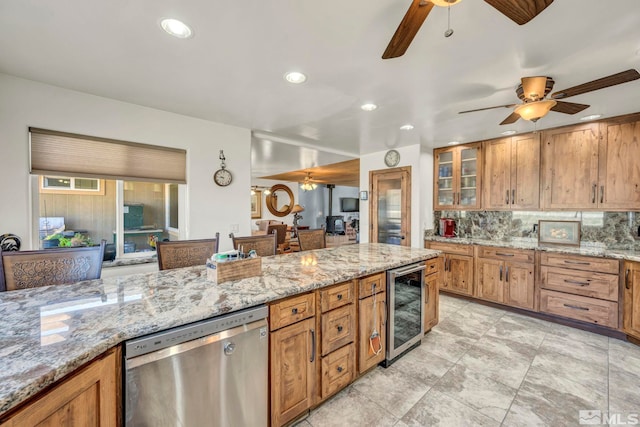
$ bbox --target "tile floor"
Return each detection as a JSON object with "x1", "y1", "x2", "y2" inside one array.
[{"x1": 296, "y1": 294, "x2": 640, "y2": 427}]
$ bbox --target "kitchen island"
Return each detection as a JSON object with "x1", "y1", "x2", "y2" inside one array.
[{"x1": 0, "y1": 243, "x2": 439, "y2": 419}]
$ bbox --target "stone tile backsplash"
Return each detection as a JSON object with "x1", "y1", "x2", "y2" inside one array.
[{"x1": 429, "y1": 211, "x2": 640, "y2": 250}]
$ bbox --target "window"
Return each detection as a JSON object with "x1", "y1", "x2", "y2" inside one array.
[{"x1": 40, "y1": 176, "x2": 105, "y2": 195}]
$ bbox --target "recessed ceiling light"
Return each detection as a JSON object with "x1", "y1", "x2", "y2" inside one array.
[
  {"x1": 284, "y1": 71, "x2": 307, "y2": 84},
  {"x1": 447, "y1": 141, "x2": 460, "y2": 145},
  {"x1": 360, "y1": 103, "x2": 378, "y2": 111},
  {"x1": 160, "y1": 18, "x2": 193, "y2": 38},
  {"x1": 501, "y1": 130, "x2": 516, "y2": 136},
  {"x1": 580, "y1": 114, "x2": 602, "y2": 121},
  {"x1": 400, "y1": 124, "x2": 414, "y2": 130}
]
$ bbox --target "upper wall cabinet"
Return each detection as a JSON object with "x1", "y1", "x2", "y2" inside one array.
[
  {"x1": 483, "y1": 133, "x2": 540, "y2": 210},
  {"x1": 434, "y1": 143, "x2": 482, "y2": 210}
]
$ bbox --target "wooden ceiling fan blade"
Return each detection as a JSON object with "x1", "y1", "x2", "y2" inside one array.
[
  {"x1": 382, "y1": 0, "x2": 435, "y2": 59},
  {"x1": 484, "y1": 0, "x2": 553, "y2": 25},
  {"x1": 552, "y1": 69, "x2": 640, "y2": 99},
  {"x1": 459, "y1": 104, "x2": 516, "y2": 114},
  {"x1": 550, "y1": 101, "x2": 590, "y2": 115},
  {"x1": 500, "y1": 112, "x2": 520, "y2": 125}
]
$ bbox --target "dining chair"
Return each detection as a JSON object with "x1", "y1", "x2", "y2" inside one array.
[
  {"x1": 267, "y1": 224, "x2": 291, "y2": 254},
  {"x1": 297, "y1": 228, "x2": 327, "y2": 251},
  {"x1": 0, "y1": 241, "x2": 106, "y2": 292},
  {"x1": 156, "y1": 233, "x2": 220, "y2": 271},
  {"x1": 229, "y1": 232, "x2": 277, "y2": 257}
]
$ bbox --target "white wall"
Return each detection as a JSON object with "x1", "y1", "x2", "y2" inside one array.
[
  {"x1": 420, "y1": 149, "x2": 435, "y2": 235},
  {"x1": 359, "y1": 144, "x2": 426, "y2": 248},
  {"x1": 0, "y1": 73, "x2": 251, "y2": 252}
]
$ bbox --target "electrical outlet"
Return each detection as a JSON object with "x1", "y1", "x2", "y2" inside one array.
[{"x1": 230, "y1": 224, "x2": 239, "y2": 233}]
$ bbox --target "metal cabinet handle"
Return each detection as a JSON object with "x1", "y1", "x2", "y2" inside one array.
[
  {"x1": 425, "y1": 283, "x2": 430, "y2": 304},
  {"x1": 592, "y1": 184, "x2": 596, "y2": 203},
  {"x1": 337, "y1": 325, "x2": 343, "y2": 332},
  {"x1": 337, "y1": 294, "x2": 343, "y2": 300},
  {"x1": 505, "y1": 266, "x2": 509, "y2": 282},
  {"x1": 448, "y1": 258, "x2": 452, "y2": 271},
  {"x1": 563, "y1": 303, "x2": 589, "y2": 311},
  {"x1": 443, "y1": 256, "x2": 448, "y2": 272},
  {"x1": 310, "y1": 329, "x2": 316, "y2": 362},
  {"x1": 626, "y1": 269, "x2": 631, "y2": 290},
  {"x1": 564, "y1": 279, "x2": 591, "y2": 287},
  {"x1": 337, "y1": 366, "x2": 344, "y2": 373},
  {"x1": 291, "y1": 307, "x2": 298, "y2": 315},
  {"x1": 495, "y1": 252, "x2": 515, "y2": 257},
  {"x1": 505, "y1": 190, "x2": 510, "y2": 205},
  {"x1": 511, "y1": 189, "x2": 515, "y2": 205},
  {"x1": 564, "y1": 260, "x2": 590, "y2": 265},
  {"x1": 381, "y1": 300, "x2": 387, "y2": 327},
  {"x1": 499, "y1": 265, "x2": 503, "y2": 281},
  {"x1": 600, "y1": 185, "x2": 604, "y2": 204}
]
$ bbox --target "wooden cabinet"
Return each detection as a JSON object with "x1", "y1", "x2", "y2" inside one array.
[
  {"x1": 434, "y1": 142, "x2": 482, "y2": 210},
  {"x1": 598, "y1": 116, "x2": 640, "y2": 210},
  {"x1": 623, "y1": 261, "x2": 640, "y2": 341},
  {"x1": 0, "y1": 348, "x2": 119, "y2": 427},
  {"x1": 358, "y1": 273, "x2": 386, "y2": 374},
  {"x1": 426, "y1": 242, "x2": 474, "y2": 296},
  {"x1": 539, "y1": 253, "x2": 620, "y2": 329},
  {"x1": 424, "y1": 257, "x2": 441, "y2": 332},
  {"x1": 270, "y1": 294, "x2": 317, "y2": 427},
  {"x1": 475, "y1": 246, "x2": 535, "y2": 310},
  {"x1": 483, "y1": 133, "x2": 540, "y2": 210}
]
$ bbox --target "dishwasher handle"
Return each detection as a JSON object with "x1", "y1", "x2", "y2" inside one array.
[{"x1": 126, "y1": 318, "x2": 267, "y2": 370}]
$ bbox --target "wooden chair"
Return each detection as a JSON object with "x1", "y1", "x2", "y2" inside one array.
[
  {"x1": 229, "y1": 232, "x2": 277, "y2": 257},
  {"x1": 0, "y1": 241, "x2": 106, "y2": 292},
  {"x1": 297, "y1": 228, "x2": 327, "y2": 251},
  {"x1": 267, "y1": 224, "x2": 290, "y2": 254},
  {"x1": 156, "y1": 234, "x2": 220, "y2": 271}
]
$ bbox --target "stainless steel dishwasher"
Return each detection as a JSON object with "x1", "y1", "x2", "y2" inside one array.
[{"x1": 124, "y1": 305, "x2": 269, "y2": 427}]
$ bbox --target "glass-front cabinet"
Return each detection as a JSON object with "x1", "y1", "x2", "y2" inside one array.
[{"x1": 434, "y1": 142, "x2": 482, "y2": 210}]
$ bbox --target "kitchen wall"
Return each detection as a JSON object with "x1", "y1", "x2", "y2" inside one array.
[
  {"x1": 0, "y1": 73, "x2": 251, "y2": 252},
  {"x1": 430, "y1": 210, "x2": 640, "y2": 249}
]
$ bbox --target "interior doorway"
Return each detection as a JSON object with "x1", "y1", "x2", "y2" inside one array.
[{"x1": 369, "y1": 166, "x2": 411, "y2": 246}]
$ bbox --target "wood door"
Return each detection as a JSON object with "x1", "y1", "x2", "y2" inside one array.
[
  {"x1": 541, "y1": 123, "x2": 599, "y2": 209},
  {"x1": 424, "y1": 272, "x2": 439, "y2": 332},
  {"x1": 624, "y1": 262, "x2": 640, "y2": 340},
  {"x1": 483, "y1": 137, "x2": 512, "y2": 210},
  {"x1": 1, "y1": 348, "x2": 118, "y2": 427},
  {"x1": 511, "y1": 133, "x2": 540, "y2": 210},
  {"x1": 370, "y1": 166, "x2": 411, "y2": 246},
  {"x1": 447, "y1": 255, "x2": 474, "y2": 296},
  {"x1": 434, "y1": 147, "x2": 457, "y2": 210},
  {"x1": 270, "y1": 318, "x2": 316, "y2": 427},
  {"x1": 599, "y1": 117, "x2": 640, "y2": 210},
  {"x1": 505, "y1": 262, "x2": 535, "y2": 310},
  {"x1": 476, "y1": 258, "x2": 504, "y2": 303},
  {"x1": 358, "y1": 291, "x2": 386, "y2": 374}
]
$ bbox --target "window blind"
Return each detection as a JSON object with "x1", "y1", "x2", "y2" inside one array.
[{"x1": 29, "y1": 128, "x2": 187, "y2": 184}]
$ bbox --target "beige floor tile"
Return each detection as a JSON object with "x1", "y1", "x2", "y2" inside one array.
[
  {"x1": 391, "y1": 342, "x2": 455, "y2": 386},
  {"x1": 306, "y1": 386, "x2": 398, "y2": 427},
  {"x1": 401, "y1": 389, "x2": 500, "y2": 427}
]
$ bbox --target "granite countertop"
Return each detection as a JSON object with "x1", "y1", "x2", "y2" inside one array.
[
  {"x1": 0, "y1": 243, "x2": 439, "y2": 417},
  {"x1": 424, "y1": 236, "x2": 640, "y2": 262}
]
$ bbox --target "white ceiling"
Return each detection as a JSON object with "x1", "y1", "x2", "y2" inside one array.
[{"x1": 1, "y1": 0, "x2": 639, "y2": 176}]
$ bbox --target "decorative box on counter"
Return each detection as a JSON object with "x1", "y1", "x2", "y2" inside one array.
[{"x1": 206, "y1": 257, "x2": 262, "y2": 283}]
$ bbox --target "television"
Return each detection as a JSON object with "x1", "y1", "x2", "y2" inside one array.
[{"x1": 340, "y1": 197, "x2": 359, "y2": 212}]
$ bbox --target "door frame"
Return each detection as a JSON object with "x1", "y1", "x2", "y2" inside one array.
[{"x1": 369, "y1": 166, "x2": 411, "y2": 247}]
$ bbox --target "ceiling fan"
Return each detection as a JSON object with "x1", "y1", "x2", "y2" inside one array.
[
  {"x1": 382, "y1": 0, "x2": 554, "y2": 59},
  {"x1": 458, "y1": 69, "x2": 640, "y2": 125}
]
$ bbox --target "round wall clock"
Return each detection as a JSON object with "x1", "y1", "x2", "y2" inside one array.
[
  {"x1": 213, "y1": 168, "x2": 232, "y2": 186},
  {"x1": 384, "y1": 149, "x2": 400, "y2": 167}
]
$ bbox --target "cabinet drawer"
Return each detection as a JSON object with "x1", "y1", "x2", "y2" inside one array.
[
  {"x1": 425, "y1": 257, "x2": 440, "y2": 276},
  {"x1": 321, "y1": 304, "x2": 356, "y2": 356},
  {"x1": 477, "y1": 246, "x2": 534, "y2": 264},
  {"x1": 321, "y1": 343, "x2": 355, "y2": 399},
  {"x1": 540, "y1": 266, "x2": 618, "y2": 301},
  {"x1": 320, "y1": 281, "x2": 354, "y2": 313},
  {"x1": 426, "y1": 242, "x2": 473, "y2": 256},
  {"x1": 539, "y1": 289, "x2": 618, "y2": 329},
  {"x1": 540, "y1": 253, "x2": 619, "y2": 275},
  {"x1": 358, "y1": 273, "x2": 385, "y2": 299},
  {"x1": 269, "y1": 293, "x2": 316, "y2": 331}
]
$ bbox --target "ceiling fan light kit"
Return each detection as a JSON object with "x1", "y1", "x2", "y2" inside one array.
[
  {"x1": 300, "y1": 172, "x2": 318, "y2": 191},
  {"x1": 514, "y1": 99, "x2": 557, "y2": 122},
  {"x1": 430, "y1": 0, "x2": 462, "y2": 7}
]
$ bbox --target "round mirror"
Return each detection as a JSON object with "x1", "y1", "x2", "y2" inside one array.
[{"x1": 266, "y1": 184, "x2": 294, "y2": 217}]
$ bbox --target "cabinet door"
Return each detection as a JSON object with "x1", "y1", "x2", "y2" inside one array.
[
  {"x1": 541, "y1": 123, "x2": 599, "y2": 209},
  {"x1": 624, "y1": 262, "x2": 640, "y2": 340},
  {"x1": 271, "y1": 318, "x2": 316, "y2": 427},
  {"x1": 459, "y1": 144, "x2": 482, "y2": 209},
  {"x1": 358, "y1": 292, "x2": 386, "y2": 374},
  {"x1": 435, "y1": 148, "x2": 456, "y2": 209},
  {"x1": 599, "y1": 119, "x2": 640, "y2": 210},
  {"x1": 434, "y1": 143, "x2": 482, "y2": 210},
  {"x1": 448, "y1": 255, "x2": 474, "y2": 296},
  {"x1": 476, "y1": 258, "x2": 504, "y2": 303},
  {"x1": 511, "y1": 133, "x2": 540, "y2": 210},
  {"x1": 424, "y1": 272, "x2": 439, "y2": 331},
  {"x1": 505, "y1": 262, "x2": 535, "y2": 310},
  {"x1": 1, "y1": 349, "x2": 118, "y2": 427},
  {"x1": 483, "y1": 137, "x2": 512, "y2": 209}
]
